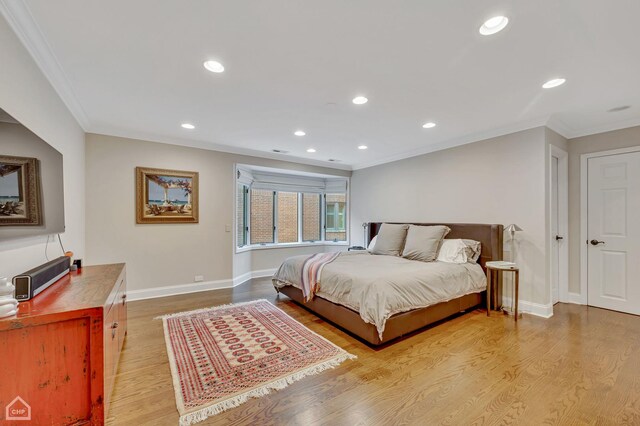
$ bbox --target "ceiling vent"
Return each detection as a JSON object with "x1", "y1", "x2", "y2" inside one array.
[{"x1": 607, "y1": 105, "x2": 631, "y2": 112}]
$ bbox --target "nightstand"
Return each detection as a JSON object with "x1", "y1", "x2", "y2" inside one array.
[{"x1": 486, "y1": 261, "x2": 520, "y2": 321}]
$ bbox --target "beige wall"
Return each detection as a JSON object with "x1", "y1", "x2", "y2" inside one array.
[
  {"x1": 350, "y1": 127, "x2": 550, "y2": 307},
  {"x1": 567, "y1": 126, "x2": 640, "y2": 295},
  {"x1": 85, "y1": 133, "x2": 349, "y2": 292},
  {"x1": 0, "y1": 14, "x2": 85, "y2": 279}
]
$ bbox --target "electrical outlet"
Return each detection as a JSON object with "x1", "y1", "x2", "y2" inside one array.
[
  {"x1": 225, "y1": 224, "x2": 231, "y2": 232},
  {"x1": 194, "y1": 275, "x2": 204, "y2": 282}
]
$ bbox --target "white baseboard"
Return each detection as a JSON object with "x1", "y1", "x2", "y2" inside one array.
[
  {"x1": 128, "y1": 268, "x2": 278, "y2": 302},
  {"x1": 502, "y1": 297, "x2": 554, "y2": 318},
  {"x1": 232, "y1": 268, "x2": 277, "y2": 286},
  {"x1": 127, "y1": 278, "x2": 235, "y2": 301},
  {"x1": 567, "y1": 292, "x2": 586, "y2": 305}
]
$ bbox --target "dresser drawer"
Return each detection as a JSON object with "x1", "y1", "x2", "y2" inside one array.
[{"x1": 104, "y1": 274, "x2": 127, "y2": 416}]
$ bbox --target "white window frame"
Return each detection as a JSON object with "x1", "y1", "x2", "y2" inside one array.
[{"x1": 234, "y1": 167, "x2": 350, "y2": 253}]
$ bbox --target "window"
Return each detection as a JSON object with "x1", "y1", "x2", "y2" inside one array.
[
  {"x1": 250, "y1": 189, "x2": 274, "y2": 244},
  {"x1": 236, "y1": 166, "x2": 348, "y2": 248},
  {"x1": 325, "y1": 193, "x2": 347, "y2": 242},
  {"x1": 236, "y1": 184, "x2": 248, "y2": 247},
  {"x1": 277, "y1": 192, "x2": 298, "y2": 243},
  {"x1": 302, "y1": 193, "x2": 321, "y2": 241}
]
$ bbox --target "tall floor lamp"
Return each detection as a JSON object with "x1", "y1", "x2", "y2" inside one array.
[{"x1": 505, "y1": 223, "x2": 523, "y2": 262}]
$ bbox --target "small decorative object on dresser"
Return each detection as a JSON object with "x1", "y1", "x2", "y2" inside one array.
[
  {"x1": 0, "y1": 263, "x2": 127, "y2": 424},
  {"x1": 0, "y1": 277, "x2": 18, "y2": 318},
  {"x1": 486, "y1": 260, "x2": 521, "y2": 320},
  {"x1": 136, "y1": 166, "x2": 199, "y2": 224}
]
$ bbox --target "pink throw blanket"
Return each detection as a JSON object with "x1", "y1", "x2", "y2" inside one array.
[{"x1": 300, "y1": 252, "x2": 340, "y2": 302}]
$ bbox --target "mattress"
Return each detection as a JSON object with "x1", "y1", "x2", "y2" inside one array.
[{"x1": 273, "y1": 251, "x2": 486, "y2": 339}]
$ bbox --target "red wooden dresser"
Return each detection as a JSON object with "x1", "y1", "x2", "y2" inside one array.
[{"x1": 0, "y1": 263, "x2": 127, "y2": 425}]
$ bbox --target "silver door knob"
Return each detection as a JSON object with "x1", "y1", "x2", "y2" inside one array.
[{"x1": 590, "y1": 239, "x2": 605, "y2": 246}]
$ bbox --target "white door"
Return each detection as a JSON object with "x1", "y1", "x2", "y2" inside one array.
[
  {"x1": 587, "y1": 151, "x2": 640, "y2": 314},
  {"x1": 551, "y1": 156, "x2": 560, "y2": 304}
]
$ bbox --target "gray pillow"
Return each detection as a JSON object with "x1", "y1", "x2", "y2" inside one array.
[
  {"x1": 371, "y1": 223, "x2": 409, "y2": 256},
  {"x1": 402, "y1": 225, "x2": 451, "y2": 262}
]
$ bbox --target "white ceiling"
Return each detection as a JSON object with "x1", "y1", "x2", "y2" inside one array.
[{"x1": 4, "y1": 0, "x2": 640, "y2": 169}]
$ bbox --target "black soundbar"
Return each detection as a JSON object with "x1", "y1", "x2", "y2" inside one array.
[{"x1": 13, "y1": 256, "x2": 71, "y2": 301}]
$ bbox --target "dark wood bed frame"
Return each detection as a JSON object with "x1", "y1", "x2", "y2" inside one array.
[{"x1": 278, "y1": 223, "x2": 503, "y2": 346}]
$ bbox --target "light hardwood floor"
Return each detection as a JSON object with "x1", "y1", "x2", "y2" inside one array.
[{"x1": 107, "y1": 278, "x2": 640, "y2": 425}]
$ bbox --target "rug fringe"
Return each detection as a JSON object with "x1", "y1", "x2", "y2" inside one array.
[
  {"x1": 154, "y1": 298, "x2": 270, "y2": 320},
  {"x1": 178, "y1": 352, "x2": 357, "y2": 426}
]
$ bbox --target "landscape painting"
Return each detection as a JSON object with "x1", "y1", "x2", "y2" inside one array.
[
  {"x1": 136, "y1": 167, "x2": 199, "y2": 224},
  {"x1": 0, "y1": 156, "x2": 42, "y2": 226}
]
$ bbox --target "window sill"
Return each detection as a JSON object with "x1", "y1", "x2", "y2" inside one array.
[{"x1": 235, "y1": 241, "x2": 349, "y2": 254}]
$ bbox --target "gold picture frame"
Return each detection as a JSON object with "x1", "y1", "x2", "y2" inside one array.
[
  {"x1": 136, "y1": 167, "x2": 199, "y2": 224},
  {"x1": 0, "y1": 155, "x2": 42, "y2": 226}
]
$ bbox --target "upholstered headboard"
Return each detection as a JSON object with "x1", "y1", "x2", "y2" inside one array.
[{"x1": 367, "y1": 222, "x2": 504, "y2": 270}]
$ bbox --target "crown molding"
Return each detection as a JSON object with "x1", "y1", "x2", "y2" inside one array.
[
  {"x1": 351, "y1": 116, "x2": 550, "y2": 170},
  {"x1": 563, "y1": 115, "x2": 640, "y2": 139},
  {"x1": 88, "y1": 125, "x2": 353, "y2": 172},
  {"x1": 544, "y1": 116, "x2": 572, "y2": 139},
  {"x1": 0, "y1": 0, "x2": 90, "y2": 130}
]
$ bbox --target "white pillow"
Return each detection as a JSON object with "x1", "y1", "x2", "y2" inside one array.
[
  {"x1": 462, "y1": 239, "x2": 482, "y2": 262},
  {"x1": 437, "y1": 239, "x2": 481, "y2": 264},
  {"x1": 367, "y1": 235, "x2": 378, "y2": 251}
]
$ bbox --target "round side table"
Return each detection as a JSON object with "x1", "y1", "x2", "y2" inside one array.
[{"x1": 485, "y1": 261, "x2": 520, "y2": 321}]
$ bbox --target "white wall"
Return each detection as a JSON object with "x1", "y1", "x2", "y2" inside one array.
[
  {"x1": 351, "y1": 127, "x2": 550, "y2": 308},
  {"x1": 0, "y1": 15, "x2": 85, "y2": 279},
  {"x1": 85, "y1": 133, "x2": 349, "y2": 293},
  {"x1": 567, "y1": 126, "x2": 640, "y2": 295}
]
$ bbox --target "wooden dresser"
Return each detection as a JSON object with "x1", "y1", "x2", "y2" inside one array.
[{"x1": 0, "y1": 263, "x2": 127, "y2": 425}]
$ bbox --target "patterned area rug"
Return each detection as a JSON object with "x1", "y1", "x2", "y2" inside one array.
[{"x1": 158, "y1": 299, "x2": 356, "y2": 425}]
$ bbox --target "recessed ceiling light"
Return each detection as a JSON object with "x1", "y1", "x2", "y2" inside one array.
[
  {"x1": 358, "y1": 145, "x2": 368, "y2": 150},
  {"x1": 422, "y1": 122, "x2": 436, "y2": 129},
  {"x1": 294, "y1": 130, "x2": 306, "y2": 136},
  {"x1": 181, "y1": 123, "x2": 195, "y2": 129},
  {"x1": 203, "y1": 60, "x2": 224, "y2": 73},
  {"x1": 542, "y1": 78, "x2": 566, "y2": 89},
  {"x1": 352, "y1": 96, "x2": 368, "y2": 105},
  {"x1": 479, "y1": 16, "x2": 509, "y2": 35},
  {"x1": 306, "y1": 148, "x2": 316, "y2": 153}
]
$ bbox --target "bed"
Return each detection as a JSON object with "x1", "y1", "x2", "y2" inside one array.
[{"x1": 273, "y1": 223, "x2": 503, "y2": 346}]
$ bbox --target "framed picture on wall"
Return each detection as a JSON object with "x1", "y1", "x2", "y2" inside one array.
[
  {"x1": 0, "y1": 155, "x2": 42, "y2": 226},
  {"x1": 136, "y1": 167, "x2": 199, "y2": 224}
]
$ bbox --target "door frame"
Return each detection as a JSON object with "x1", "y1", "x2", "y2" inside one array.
[
  {"x1": 549, "y1": 146, "x2": 569, "y2": 304},
  {"x1": 580, "y1": 146, "x2": 640, "y2": 305}
]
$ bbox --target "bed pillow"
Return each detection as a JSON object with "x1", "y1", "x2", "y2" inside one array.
[
  {"x1": 370, "y1": 223, "x2": 409, "y2": 256},
  {"x1": 401, "y1": 225, "x2": 450, "y2": 262},
  {"x1": 437, "y1": 239, "x2": 482, "y2": 263},
  {"x1": 462, "y1": 239, "x2": 482, "y2": 262},
  {"x1": 367, "y1": 235, "x2": 378, "y2": 252}
]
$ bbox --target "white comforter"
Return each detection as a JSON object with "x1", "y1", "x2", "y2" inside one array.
[{"x1": 272, "y1": 251, "x2": 486, "y2": 339}]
